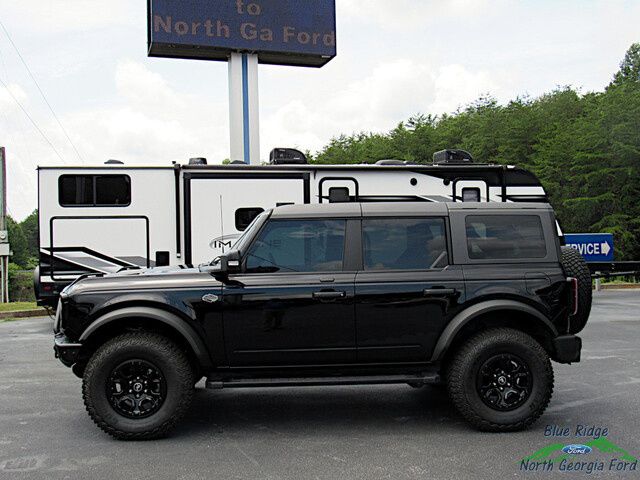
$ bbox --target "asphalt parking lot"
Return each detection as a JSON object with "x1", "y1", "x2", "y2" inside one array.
[{"x1": 0, "y1": 291, "x2": 638, "y2": 479}]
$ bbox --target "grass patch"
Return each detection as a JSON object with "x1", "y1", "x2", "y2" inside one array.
[{"x1": 0, "y1": 302, "x2": 39, "y2": 313}]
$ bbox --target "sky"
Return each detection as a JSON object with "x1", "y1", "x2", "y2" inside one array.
[{"x1": 0, "y1": 0, "x2": 639, "y2": 220}]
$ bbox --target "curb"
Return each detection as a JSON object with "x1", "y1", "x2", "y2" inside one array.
[
  {"x1": 596, "y1": 284, "x2": 640, "y2": 290},
  {"x1": 0, "y1": 309, "x2": 48, "y2": 320}
]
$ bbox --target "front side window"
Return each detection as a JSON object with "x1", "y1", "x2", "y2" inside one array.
[
  {"x1": 59, "y1": 175, "x2": 130, "y2": 207},
  {"x1": 465, "y1": 215, "x2": 546, "y2": 259},
  {"x1": 246, "y1": 219, "x2": 346, "y2": 273},
  {"x1": 363, "y1": 218, "x2": 448, "y2": 270}
]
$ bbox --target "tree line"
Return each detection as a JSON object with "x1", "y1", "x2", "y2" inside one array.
[{"x1": 312, "y1": 44, "x2": 640, "y2": 261}]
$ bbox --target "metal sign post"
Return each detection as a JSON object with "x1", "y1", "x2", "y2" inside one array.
[
  {"x1": 228, "y1": 53, "x2": 260, "y2": 164},
  {"x1": 0, "y1": 147, "x2": 9, "y2": 303},
  {"x1": 147, "y1": 0, "x2": 337, "y2": 166}
]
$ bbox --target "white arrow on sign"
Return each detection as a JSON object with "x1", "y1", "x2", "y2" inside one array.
[{"x1": 601, "y1": 242, "x2": 611, "y2": 256}]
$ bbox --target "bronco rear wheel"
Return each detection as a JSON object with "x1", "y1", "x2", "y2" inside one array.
[
  {"x1": 82, "y1": 332, "x2": 195, "y2": 440},
  {"x1": 446, "y1": 328, "x2": 554, "y2": 432}
]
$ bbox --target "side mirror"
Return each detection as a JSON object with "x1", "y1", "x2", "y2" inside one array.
[{"x1": 212, "y1": 251, "x2": 240, "y2": 278}]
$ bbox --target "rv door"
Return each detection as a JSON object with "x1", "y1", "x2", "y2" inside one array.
[{"x1": 186, "y1": 174, "x2": 309, "y2": 265}]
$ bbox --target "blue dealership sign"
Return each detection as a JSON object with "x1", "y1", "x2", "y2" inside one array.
[
  {"x1": 565, "y1": 233, "x2": 614, "y2": 262},
  {"x1": 148, "y1": 0, "x2": 337, "y2": 67}
]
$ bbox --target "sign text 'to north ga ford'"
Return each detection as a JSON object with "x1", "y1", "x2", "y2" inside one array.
[{"x1": 147, "y1": 0, "x2": 337, "y2": 67}]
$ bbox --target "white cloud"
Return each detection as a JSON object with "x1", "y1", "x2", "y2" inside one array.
[
  {"x1": 431, "y1": 64, "x2": 498, "y2": 114},
  {"x1": 0, "y1": 83, "x2": 28, "y2": 112},
  {"x1": 0, "y1": 0, "x2": 136, "y2": 33},
  {"x1": 339, "y1": 0, "x2": 492, "y2": 27},
  {"x1": 261, "y1": 59, "x2": 497, "y2": 154},
  {"x1": 2, "y1": 61, "x2": 230, "y2": 219}
]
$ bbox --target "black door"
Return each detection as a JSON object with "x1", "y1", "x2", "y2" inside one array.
[
  {"x1": 222, "y1": 218, "x2": 357, "y2": 366},
  {"x1": 355, "y1": 217, "x2": 464, "y2": 363}
]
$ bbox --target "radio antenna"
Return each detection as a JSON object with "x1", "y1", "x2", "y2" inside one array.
[{"x1": 219, "y1": 195, "x2": 225, "y2": 254}]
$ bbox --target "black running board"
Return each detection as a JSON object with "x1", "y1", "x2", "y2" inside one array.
[{"x1": 205, "y1": 373, "x2": 440, "y2": 390}]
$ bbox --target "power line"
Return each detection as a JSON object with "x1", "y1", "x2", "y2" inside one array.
[
  {"x1": 0, "y1": 21, "x2": 84, "y2": 163},
  {"x1": 0, "y1": 76, "x2": 66, "y2": 163}
]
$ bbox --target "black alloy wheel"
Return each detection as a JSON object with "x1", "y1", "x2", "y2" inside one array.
[
  {"x1": 107, "y1": 359, "x2": 167, "y2": 419},
  {"x1": 476, "y1": 353, "x2": 532, "y2": 411}
]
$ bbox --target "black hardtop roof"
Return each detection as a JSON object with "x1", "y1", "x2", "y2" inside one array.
[{"x1": 270, "y1": 202, "x2": 553, "y2": 219}]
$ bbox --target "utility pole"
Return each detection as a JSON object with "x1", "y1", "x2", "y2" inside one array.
[{"x1": 0, "y1": 147, "x2": 9, "y2": 303}]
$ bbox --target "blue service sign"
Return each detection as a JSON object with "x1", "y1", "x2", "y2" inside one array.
[
  {"x1": 565, "y1": 233, "x2": 614, "y2": 262},
  {"x1": 148, "y1": 0, "x2": 337, "y2": 67}
]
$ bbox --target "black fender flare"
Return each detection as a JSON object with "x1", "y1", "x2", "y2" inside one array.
[
  {"x1": 79, "y1": 306, "x2": 213, "y2": 369},
  {"x1": 430, "y1": 299, "x2": 558, "y2": 362}
]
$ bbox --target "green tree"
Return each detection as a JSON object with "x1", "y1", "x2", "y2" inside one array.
[
  {"x1": 6, "y1": 216, "x2": 28, "y2": 267},
  {"x1": 20, "y1": 210, "x2": 38, "y2": 260},
  {"x1": 611, "y1": 43, "x2": 640, "y2": 87}
]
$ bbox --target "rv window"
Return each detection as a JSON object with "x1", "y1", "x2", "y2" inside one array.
[
  {"x1": 59, "y1": 175, "x2": 93, "y2": 206},
  {"x1": 462, "y1": 187, "x2": 481, "y2": 202},
  {"x1": 236, "y1": 208, "x2": 265, "y2": 231},
  {"x1": 95, "y1": 176, "x2": 130, "y2": 206},
  {"x1": 59, "y1": 175, "x2": 130, "y2": 207}
]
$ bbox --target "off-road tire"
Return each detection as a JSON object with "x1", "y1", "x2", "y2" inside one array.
[
  {"x1": 560, "y1": 246, "x2": 592, "y2": 334},
  {"x1": 446, "y1": 328, "x2": 554, "y2": 432},
  {"x1": 82, "y1": 332, "x2": 195, "y2": 440}
]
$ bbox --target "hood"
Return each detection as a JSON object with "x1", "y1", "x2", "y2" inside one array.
[{"x1": 62, "y1": 265, "x2": 221, "y2": 296}]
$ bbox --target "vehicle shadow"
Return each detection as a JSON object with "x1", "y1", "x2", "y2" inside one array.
[{"x1": 173, "y1": 384, "x2": 467, "y2": 438}]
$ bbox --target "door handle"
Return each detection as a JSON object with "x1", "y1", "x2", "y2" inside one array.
[
  {"x1": 423, "y1": 288, "x2": 457, "y2": 296},
  {"x1": 312, "y1": 291, "x2": 346, "y2": 299}
]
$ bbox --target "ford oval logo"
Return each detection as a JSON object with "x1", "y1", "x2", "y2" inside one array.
[{"x1": 562, "y1": 444, "x2": 592, "y2": 455}]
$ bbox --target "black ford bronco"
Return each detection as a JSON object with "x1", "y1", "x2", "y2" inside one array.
[{"x1": 53, "y1": 202, "x2": 592, "y2": 439}]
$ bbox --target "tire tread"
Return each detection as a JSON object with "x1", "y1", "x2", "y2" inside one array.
[
  {"x1": 446, "y1": 327, "x2": 554, "y2": 432},
  {"x1": 82, "y1": 332, "x2": 194, "y2": 440}
]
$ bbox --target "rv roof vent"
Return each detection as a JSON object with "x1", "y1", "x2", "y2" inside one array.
[
  {"x1": 230, "y1": 160, "x2": 246, "y2": 165},
  {"x1": 189, "y1": 157, "x2": 208, "y2": 165},
  {"x1": 375, "y1": 159, "x2": 405, "y2": 166},
  {"x1": 105, "y1": 159, "x2": 124, "y2": 165},
  {"x1": 270, "y1": 148, "x2": 307, "y2": 165},
  {"x1": 433, "y1": 149, "x2": 474, "y2": 165}
]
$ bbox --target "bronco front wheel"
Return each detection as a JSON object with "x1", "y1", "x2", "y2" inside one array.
[{"x1": 82, "y1": 332, "x2": 195, "y2": 440}]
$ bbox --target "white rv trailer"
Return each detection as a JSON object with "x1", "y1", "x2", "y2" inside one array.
[{"x1": 35, "y1": 150, "x2": 548, "y2": 306}]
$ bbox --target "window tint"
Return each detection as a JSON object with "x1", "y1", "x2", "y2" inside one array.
[
  {"x1": 59, "y1": 175, "x2": 93, "y2": 206},
  {"x1": 235, "y1": 208, "x2": 265, "y2": 231},
  {"x1": 246, "y1": 220, "x2": 346, "y2": 273},
  {"x1": 95, "y1": 176, "x2": 130, "y2": 205},
  {"x1": 363, "y1": 218, "x2": 448, "y2": 270},
  {"x1": 59, "y1": 175, "x2": 130, "y2": 207},
  {"x1": 462, "y1": 187, "x2": 481, "y2": 202},
  {"x1": 465, "y1": 215, "x2": 546, "y2": 259}
]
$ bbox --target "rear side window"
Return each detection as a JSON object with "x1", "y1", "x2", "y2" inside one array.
[
  {"x1": 59, "y1": 175, "x2": 130, "y2": 207},
  {"x1": 363, "y1": 218, "x2": 448, "y2": 270},
  {"x1": 246, "y1": 219, "x2": 346, "y2": 273},
  {"x1": 465, "y1": 215, "x2": 546, "y2": 259}
]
